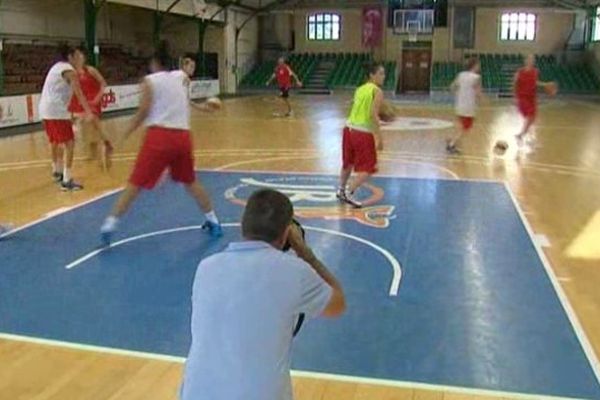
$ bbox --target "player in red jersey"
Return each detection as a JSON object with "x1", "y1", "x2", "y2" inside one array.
[
  {"x1": 266, "y1": 57, "x2": 302, "y2": 117},
  {"x1": 513, "y1": 54, "x2": 556, "y2": 147},
  {"x1": 100, "y1": 47, "x2": 222, "y2": 245},
  {"x1": 68, "y1": 47, "x2": 113, "y2": 168}
]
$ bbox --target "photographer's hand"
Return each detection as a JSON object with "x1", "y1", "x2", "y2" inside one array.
[{"x1": 288, "y1": 223, "x2": 346, "y2": 317}]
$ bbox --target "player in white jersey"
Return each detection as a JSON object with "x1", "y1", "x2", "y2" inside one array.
[
  {"x1": 100, "y1": 48, "x2": 222, "y2": 245},
  {"x1": 447, "y1": 58, "x2": 482, "y2": 154},
  {"x1": 39, "y1": 45, "x2": 93, "y2": 191}
]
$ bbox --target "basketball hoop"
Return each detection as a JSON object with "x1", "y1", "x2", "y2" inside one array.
[
  {"x1": 192, "y1": 0, "x2": 208, "y2": 20},
  {"x1": 407, "y1": 21, "x2": 420, "y2": 43}
]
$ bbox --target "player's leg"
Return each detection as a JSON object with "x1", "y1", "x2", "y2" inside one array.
[
  {"x1": 61, "y1": 138, "x2": 83, "y2": 191},
  {"x1": 100, "y1": 183, "x2": 142, "y2": 245},
  {"x1": 171, "y1": 133, "x2": 222, "y2": 237},
  {"x1": 44, "y1": 120, "x2": 64, "y2": 182},
  {"x1": 337, "y1": 127, "x2": 354, "y2": 201},
  {"x1": 99, "y1": 129, "x2": 167, "y2": 244},
  {"x1": 50, "y1": 142, "x2": 64, "y2": 182},
  {"x1": 446, "y1": 117, "x2": 463, "y2": 154},
  {"x1": 282, "y1": 89, "x2": 292, "y2": 116},
  {"x1": 341, "y1": 131, "x2": 377, "y2": 208}
]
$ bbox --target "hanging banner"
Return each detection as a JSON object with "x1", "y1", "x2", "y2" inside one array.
[{"x1": 363, "y1": 6, "x2": 384, "y2": 48}]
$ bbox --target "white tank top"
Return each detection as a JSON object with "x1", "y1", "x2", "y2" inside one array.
[
  {"x1": 454, "y1": 71, "x2": 480, "y2": 118},
  {"x1": 39, "y1": 62, "x2": 75, "y2": 120},
  {"x1": 144, "y1": 71, "x2": 190, "y2": 130}
]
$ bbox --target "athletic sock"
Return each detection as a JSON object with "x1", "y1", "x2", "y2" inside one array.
[
  {"x1": 63, "y1": 167, "x2": 71, "y2": 183},
  {"x1": 101, "y1": 216, "x2": 119, "y2": 232},
  {"x1": 205, "y1": 211, "x2": 219, "y2": 224}
]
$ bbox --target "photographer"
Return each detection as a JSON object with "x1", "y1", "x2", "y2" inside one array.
[{"x1": 181, "y1": 189, "x2": 345, "y2": 400}]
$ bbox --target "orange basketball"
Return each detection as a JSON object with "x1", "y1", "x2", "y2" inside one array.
[
  {"x1": 544, "y1": 82, "x2": 558, "y2": 97},
  {"x1": 379, "y1": 101, "x2": 397, "y2": 122}
]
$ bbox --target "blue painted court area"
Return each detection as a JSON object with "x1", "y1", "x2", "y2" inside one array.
[{"x1": 1, "y1": 171, "x2": 599, "y2": 399}]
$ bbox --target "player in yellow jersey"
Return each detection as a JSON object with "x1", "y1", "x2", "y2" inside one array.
[{"x1": 337, "y1": 63, "x2": 385, "y2": 208}]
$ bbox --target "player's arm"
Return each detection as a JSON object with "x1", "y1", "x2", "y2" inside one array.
[
  {"x1": 512, "y1": 72, "x2": 519, "y2": 94},
  {"x1": 450, "y1": 77, "x2": 459, "y2": 93},
  {"x1": 88, "y1": 66, "x2": 107, "y2": 106},
  {"x1": 371, "y1": 87, "x2": 384, "y2": 150},
  {"x1": 64, "y1": 70, "x2": 92, "y2": 118},
  {"x1": 288, "y1": 66, "x2": 302, "y2": 86},
  {"x1": 289, "y1": 224, "x2": 346, "y2": 317},
  {"x1": 266, "y1": 72, "x2": 276, "y2": 86},
  {"x1": 123, "y1": 79, "x2": 152, "y2": 140}
]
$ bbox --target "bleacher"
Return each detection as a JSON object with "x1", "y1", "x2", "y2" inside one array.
[
  {"x1": 431, "y1": 53, "x2": 600, "y2": 94},
  {"x1": 241, "y1": 53, "x2": 397, "y2": 91},
  {"x1": 1, "y1": 43, "x2": 147, "y2": 95}
]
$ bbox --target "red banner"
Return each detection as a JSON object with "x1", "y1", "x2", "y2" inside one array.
[{"x1": 362, "y1": 6, "x2": 384, "y2": 48}]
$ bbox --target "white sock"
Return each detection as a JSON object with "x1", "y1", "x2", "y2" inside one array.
[
  {"x1": 205, "y1": 211, "x2": 219, "y2": 224},
  {"x1": 101, "y1": 216, "x2": 119, "y2": 232},
  {"x1": 52, "y1": 162, "x2": 62, "y2": 174},
  {"x1": 63, "y1": 167, "x2": 71, "y2": 183}
]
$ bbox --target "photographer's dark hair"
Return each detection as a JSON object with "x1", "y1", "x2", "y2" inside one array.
[
  {"x1": 57, "y1": 43, "x2": 77, "y2": 62},
  {"x1": 365, "y1": 61, "x2": 384, "y2": 78},
  {"x1": 242, "y1": 189, "x2": 293, "y2": 243}
]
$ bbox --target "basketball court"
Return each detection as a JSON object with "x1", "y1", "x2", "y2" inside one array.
[{"x1": 1, "y1": 0, "x2": 600, "y2": 399}]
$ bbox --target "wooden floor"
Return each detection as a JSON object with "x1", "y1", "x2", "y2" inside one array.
[{"x1": 1, "y1": 93, "x2": 599, "y2": 399}]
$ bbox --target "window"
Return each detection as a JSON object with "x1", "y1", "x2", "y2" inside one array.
[
  {"x1": 307, "y1": 13, "x2": 340, "y2": 41},
  {"x1": 499, "y1": 13, "x2": 536, "y2": 41},
  {"x1": 593, "y1": 7, "x2": 600, "y2": 42}
]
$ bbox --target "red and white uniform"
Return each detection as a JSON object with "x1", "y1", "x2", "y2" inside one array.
[
  {"x1": 515, "y1": 67, "x2": 539, "y2": 118},
  {"x1": 39, "y1": 62, "x2": 75, "y2": 144},
  {"x1": 275, "y1": 64, "x2": 292, "y2": 90},
  {"x1": 129, "y1": 71, "x2": 195, "y2": 189},
  {"x1": 454, "y1": 71, "x2": 480, "y2": 131},
  {"x1": 68, "y1": 66, "x2": 102, "y2": 116}
]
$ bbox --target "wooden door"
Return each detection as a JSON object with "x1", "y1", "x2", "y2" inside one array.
[{"x1": 401, "y1": 49, "x2": 431, "y2": 92}]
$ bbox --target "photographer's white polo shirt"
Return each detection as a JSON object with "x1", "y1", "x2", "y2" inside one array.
[{"x1": 181, "y1": 240, "x2": 332, "y2": 400}]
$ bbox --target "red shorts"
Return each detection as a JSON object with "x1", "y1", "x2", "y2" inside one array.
[
  {"x1": 342, "y1": 127, "x2": 377, "y2": 174},
  {"x1": 43, "y1": 119, "x2": 75, "y2": 144},
  {"x1": 517, "y1": 97, "x2": 537, "y2": 118},
  {"x1": 458, "y1": 116, "x2": 474, "y2": 131},
  {"x1": 129, "y1": 126, "x2": 196, "y2": 189}
]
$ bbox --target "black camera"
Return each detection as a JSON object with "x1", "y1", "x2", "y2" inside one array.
[{"x1": 282, "y1": 218, "x2": 305, "y2": 252}]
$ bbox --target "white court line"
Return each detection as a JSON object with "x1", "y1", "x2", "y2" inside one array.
[
  {"x1": 0, "y1": 188, "x2": 122, "y2": 240},
  {"x1": 504, "y1": 182, "x2": 600, "y2": 389},
  {"x1": 0, "y1": 332, "x2": 583, "y2": 400},
  {"x1": 64, "y1": 224, "x2": 402, "y2": 297},
  {"x1": 214, "y1": 155, "x2": 460, "y2": 180}
]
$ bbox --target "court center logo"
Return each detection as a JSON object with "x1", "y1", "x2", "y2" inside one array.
[{"x1": 225, "y1": 176, "x2": 395, "y2": 228}]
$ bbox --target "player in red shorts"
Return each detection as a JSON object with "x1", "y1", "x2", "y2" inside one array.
[
  {"x1": 447, "y1": 57, "x2": 482, "y2": 154},
  {"x1": 266, "y1": 57, "x2": 302, "y2": 117},
  {"x1": 336, "y1": 63, "x2": 385, "y2": 208},
  {"x1": 39, "y1": 45, "x2": 93, "y2": 191},
  {"x1": 513, "y1": 54, "x2": 555, "y2": 147},
  {"x1": 68, "y1": 47, "x2": 113, "y2": 168},
  {"x1": 100, "y1": 47, "x2": 222, "y2": 245}
]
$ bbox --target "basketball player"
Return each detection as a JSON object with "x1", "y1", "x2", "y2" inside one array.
[
  {"x1": 68, "y1": 47, "x2": 113, "y2": 168},
  {"x1": 514, "y1": 54, "x2": 555, "y2": 147},
  {"x1": 39, "y1": 45, "x2": 94, "y2": 191},
  {"x1": 266, "y1": 57, "x2": 302, "y2": 117},
  {"x1": 177, "y1": 54, "x2": 222, "y2": 113},
  {"x1": 337, "y1": 63, "x2": 385, "y2": 208},
  {"x1": 100, "y1": 48, "x2": 222, "y2": 245},
  {"x1": 447, "y1": 57, "x2": 482, "y2": 154}
]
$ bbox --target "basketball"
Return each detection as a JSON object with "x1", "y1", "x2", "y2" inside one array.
[
  {"x1": 544, "y1": 82, "x2": 558, "y2": 96},
  {"x1": 206, "y1": 97, "x2": 222, "y2": 110},
  {"x1": 494, "y1": 140, "x2": 509, "y2": 155},
  {"x1": 379, "y1": 100, "x2": 397, "y2": 122}
]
